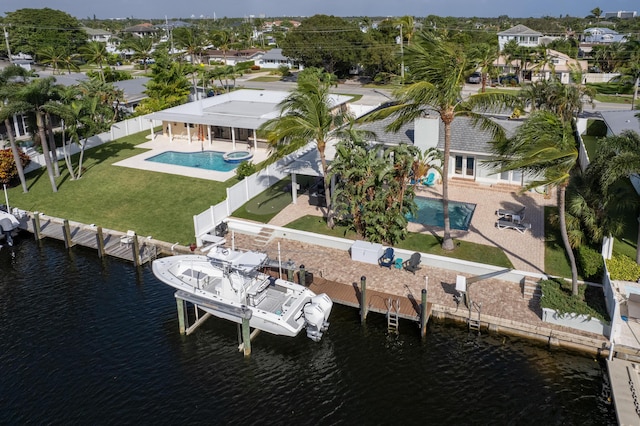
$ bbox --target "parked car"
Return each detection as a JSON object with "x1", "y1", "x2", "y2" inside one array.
[{"x1": 468, "y1": 72, "x2": 482, "y2": 84}]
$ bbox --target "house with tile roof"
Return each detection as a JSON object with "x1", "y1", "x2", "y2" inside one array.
[{"x1": 498, "y1": 24, "x2": 543, "y2": 51}]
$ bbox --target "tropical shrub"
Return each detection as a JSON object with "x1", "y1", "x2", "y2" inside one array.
[
  {"x1": 540, "y1": 279, "x2": 609, "y2": 322},
  {"x1": 576, "y1": 245, "x2": 604, "y2": 280},
  {"x1": 607, "y1": 255, "x2": 640, "y2": 281},
  {"x1": 235, "y1": 161, "x2": 256, "y2": 179},
  {"x1": 0, "y1": 148, "x2": 30, "y2": 185}
]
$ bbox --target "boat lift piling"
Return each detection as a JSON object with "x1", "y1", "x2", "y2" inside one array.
[{"x1": 360, "y1": 276, "x2": 368, "y2": 324}]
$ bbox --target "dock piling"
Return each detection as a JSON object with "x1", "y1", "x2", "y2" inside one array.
[
  {"x1": 62, "y1": 219, "x2": 73, "y2": 249},
  {"x1": 32, "y1": 212, "x2": 42, "y2": 240},
  {"x1": 360, "y1": 276, "x2": 368, "y2": 323},
  {"x1": 176, "y1": 298, "x2": 188, "y2": 334},
  {"x1": 131, "y1": 232, "x2": 140, "y2": 267},
  {"x1": 299, "y1": 264, "x2": 306, "y2": 287},
  {"x1": 96, "y1": 226, "x2": 105, "y2": 258},
  {"x1": 420, "y1": 288, "x2": 428, "y2": 338},
  {"x1": 241, "y1": 316, "x2": 251, "y2": 357}
]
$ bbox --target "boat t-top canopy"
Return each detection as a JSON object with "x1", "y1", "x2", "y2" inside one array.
[{"x1": 207, "y1": 247, "x2": 268, "y2": 274}]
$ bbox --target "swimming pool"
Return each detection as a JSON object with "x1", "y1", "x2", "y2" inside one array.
[
  {"x1": 407, "y1": 197, "x2": 476, "y2": 231},
  {"x1": 146, "y1": 151, "x2": 238, "y2": 172}
]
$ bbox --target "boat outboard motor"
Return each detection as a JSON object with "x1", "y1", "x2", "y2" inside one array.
[
  {"x1": 0, "y1": 218, "x2": 14, "y2": 246},
  {"x1": 303, "y1": 294, "x2": 333, "y2": 341}
]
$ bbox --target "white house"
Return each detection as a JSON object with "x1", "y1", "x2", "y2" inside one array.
[
  {"x1": 258, "y1": 48, "x2": 296, "y2": 69},
  {"x1": 144, "y1": 89, "x2": 351, "y2": 149},
  {"x1": 498, "y1": 24, "x2": 543, "y2": 51}
]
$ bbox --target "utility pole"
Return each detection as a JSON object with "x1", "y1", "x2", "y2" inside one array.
[
  {"x1": 399, "y1": 25, "x2": 404, "y2": 82},
  {"x1": 2, "y1": 24, "x2": 12, "y2": 63}
]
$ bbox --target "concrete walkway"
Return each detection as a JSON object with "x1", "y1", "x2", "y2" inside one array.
[{"x1": 268, "y1": 181, "x2": 555, "y2": 274}]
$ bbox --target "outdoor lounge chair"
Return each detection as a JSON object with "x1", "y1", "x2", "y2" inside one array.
[
  {"x1": 496, "y1": 206, "x2": 526, "y2": 222},
  {"x1": 495, "y1": 218, "x2": 531, "y2": 234},
  {"x1": 403, "y1": 252, "x2": 422, "y2": 274},
  {"x1": 423, "y1": 172, "x2": 436, "y2": 187},
  {"x1": 378, "y1": 247, "x2": 395, "y2": 268}
]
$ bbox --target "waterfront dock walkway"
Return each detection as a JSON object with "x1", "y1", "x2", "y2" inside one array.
[{"x1": 18, "y1": 212, "x2": 157, "y2": 265}]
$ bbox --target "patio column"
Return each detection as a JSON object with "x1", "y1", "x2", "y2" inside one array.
[
  {"x1": 12, "y1": 114, "x2": 21, "y2": 137},
  {"x1": 291, "y1": 173, "x2": 298, "y2": 205},
  {"x1": 231, "y1": 127, "x2": 236, "y2": 149},
  {"x1": 252, "y1": 129, "x2": 257, "y2": 150},
  {"x1": 187, "y1": 123, "x2": 192, "y2": 144},
  {"x1": 168, "y1": 123, "x2": 173, "y2": 142},
  {"x1": 207, "y1": 125, "x2": 212, "y2": 147}
]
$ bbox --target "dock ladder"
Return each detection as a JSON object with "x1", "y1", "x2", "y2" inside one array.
[
  {"x1": 468, "y1": 301, "x2": 482, "y2": 334},
  {"x1": 386, "y1": 298, "x2": 400, "y2": 334}
]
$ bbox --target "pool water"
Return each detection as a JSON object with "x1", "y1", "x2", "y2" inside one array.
[
  {"x1": 146, "y1": 151, "x2": 238, "y2": 172},
  {"x1": 407, "y1": 196, "x2": 476, "y2": 230}
]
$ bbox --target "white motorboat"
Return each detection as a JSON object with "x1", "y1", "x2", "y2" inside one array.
[
  {"x1": 152, "y1": 246, "x2": 333, "y2": 342},
  {"x1": 0, "y1": 209, "x2": 20, "y2": 247}
]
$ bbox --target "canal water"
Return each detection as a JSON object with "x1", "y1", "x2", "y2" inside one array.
[{"x1": 0, "y1": 238, "x2": 616, "y2": 424}]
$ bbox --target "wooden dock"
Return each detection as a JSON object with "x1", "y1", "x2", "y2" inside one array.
[
  {"x1": 607, "y1": 358, "x2": 640, "y2": 425},
  {"x1": 308, "y1": 276, "x2": 432, "y2": 329},
  {"x1": 17, "y1": 211, "x2": 157, "y2": 265}
]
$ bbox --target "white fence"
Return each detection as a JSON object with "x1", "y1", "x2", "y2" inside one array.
[
  {"x1": 194, "y1": 143, "x2": 315, "y2": 245},
  {"x1": 23, "y1": 116, "x2": 158, "y2": 174}
]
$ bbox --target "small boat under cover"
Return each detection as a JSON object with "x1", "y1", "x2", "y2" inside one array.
[{"x1": 152, "y1": 246, "x2": 333, "y2": 341}]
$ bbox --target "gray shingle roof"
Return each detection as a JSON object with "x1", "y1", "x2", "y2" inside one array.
[{"x1": 498, "y1": 24, "x2": 542, "y2": 36}]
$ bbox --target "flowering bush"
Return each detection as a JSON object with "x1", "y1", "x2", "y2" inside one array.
[{"x1": 0, "y1": 148, "x2": 31, "y2": 185}]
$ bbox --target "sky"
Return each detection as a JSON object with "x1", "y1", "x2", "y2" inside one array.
[{"x1": 1, "y1": 0, "x2": 638, "y2": 20}]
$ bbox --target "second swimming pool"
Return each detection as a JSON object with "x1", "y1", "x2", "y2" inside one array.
[{"x1": 407, "y1": 196, "x2": 476, "y2": 231}]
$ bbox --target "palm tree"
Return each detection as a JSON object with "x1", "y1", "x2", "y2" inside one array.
[
  {"x1": 470, "y1": 43, "x2": 499, "y2": 93},
  {"x1": 365, "y1": 30, "x2": 518, "y2": 250},
  {"x1": 37, "y1": 46, "x2": 65, "y2": 75},
  {"x1": 490, "y1": 111, "x2": 580, "y2": 295},
  {"x1": 124, "y1": 37, "x2": 154, "y2": 72},
  {"x1": 80, "y1": 41, "x2": 109, "y2": 82},
  {"x1": 12, "y1": 77, "x2": 63, "y2": 193},
  {"x1": 173, "y1": 27, "x2": 205, "y2": 65},
  {"x1": 210, "y1": 29, "x2": 233, "y2": 65},
  {"x1": 60, "y1": 47, "x2": 81, "y2": 75},
  {"x1": 613, "y1": 37, "x2": 640, "y2": 110},
  {"x1": 0, "y1": 65, "x2": 31, "y2": 192},
  {"x1": 259, "y1": 70, "x2": 348, "y2": 228}
]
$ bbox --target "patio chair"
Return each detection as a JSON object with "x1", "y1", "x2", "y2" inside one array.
[
  {"x1": 120, "y1": 230, "x2": 136, "y2": 246},
  {"x1": 423, "y1": 172, "x2": 436, "y2": 187},
  {"x1": 378, "y1": 247, "x2": 395, "y2": 268},
  {"x1": 496, "y1": 206, "x2": 526, "y2": 222},
  {"x1": 495, "y1": 218, "x2": 531, "y2": 234},
  {"x1": 403, "y1": 252, "x2": 422, "y2": 274}
]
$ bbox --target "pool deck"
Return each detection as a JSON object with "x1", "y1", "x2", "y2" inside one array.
[
  {"x1": 268, "y1": 180, "x2": 555, "y2": 274},
  {"x1": 113, "y1": 135, "x2": 271, "y2": 181}
]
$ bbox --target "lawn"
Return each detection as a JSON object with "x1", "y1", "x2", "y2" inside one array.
[
  {"x1": 594, "y1": 94, "x2": 634, "y2": 105},
  {"x1": 249, "y1": 76, "x2": 282, "y2": 82},
  {"x1": 544, "y1": 206, "x2": 575, "y2": 279},
  {"x1": 284, "y1": 215, "x2": 514, "y2": 268},
  {"x1": 6, "y1": 131, "x2": 239, "y2": 245}
]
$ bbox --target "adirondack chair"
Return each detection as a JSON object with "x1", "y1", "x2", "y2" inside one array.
[
  {"x1": 423, "y1": 172, "x2": 436, "y2": 187},
  {"x1": 403, "y1": 252, "x2": 422, "y2": 274},
  {"x1": 378, "y1": 247, "x2": 395, "y2": 268}
]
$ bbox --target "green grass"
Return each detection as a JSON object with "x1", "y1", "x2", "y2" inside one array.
[
  {"x1": 594, "y1": 94, "x2": 634, "y2": 104},
  {"x1": 249, "y1": 76, "x2": 282, "y2": 82},
  {"x1": 544, "y1": 206, "x2": 575, "y2": 279},
  {"x1": 6, "y1": 131, "x2": 240, "y2": 245},
  {"x1": 540, "y1": 279, "x2": 609, "y2": 322},
  {"x1": 581, "y1": 135, "x2": 599, "y2": 160},
  {"x1": 285, "y1": 215, "x2": 514, "y2": 268}
]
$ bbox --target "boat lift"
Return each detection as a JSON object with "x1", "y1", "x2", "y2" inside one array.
[{"x1": 174, "y1": 290, "x2": 258, "y2": 356}]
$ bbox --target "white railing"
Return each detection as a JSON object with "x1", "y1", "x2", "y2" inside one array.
[{"x1": 194, "y1": 143, "x2": 315, "y2": 245}]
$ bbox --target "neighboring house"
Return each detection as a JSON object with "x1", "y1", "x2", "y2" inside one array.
[
  {"x1": 82, "y1": 27, "x2": 121, "y2": 54},
  {"x1": 203, "y1": 49, "x2": 265, "y2": 66},
  {"x1": 258, "y1": 48, "x2": 296, "y2": 69},
  {"x1": 122, "y1": 23, "x2": 157, "y2": 38},
  {"x1": 598, "y1": 110, "x2": 640, "y2": 195},
  {"x1": 498, "y1": 24, "x2": 543, "y2": 51},
  {"x1": 144, "y1": 89, "x2": 351, "y2": 149},
  {"x1": 494, "y1": 49, "x2": 587, "y2": 85},
  {"x1": 357, "y1": 109, "x2": 527, "y2": 187},
  {"x1": 583, "y1": 27, "x2": 627, "y2": 44},
  {"x1": 604, "y1": 11, "x2": 637, "y2": 19}
]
